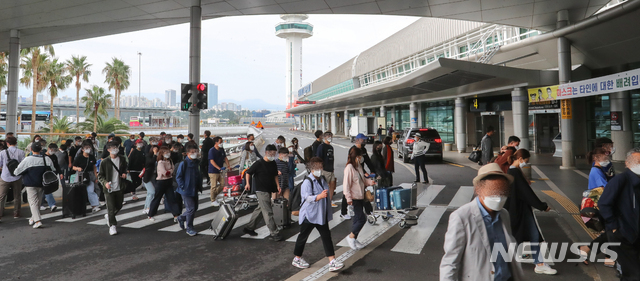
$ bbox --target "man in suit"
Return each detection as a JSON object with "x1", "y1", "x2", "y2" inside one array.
[
  {"x1": 440, "y1": 163, "x2": 524, "y2": 281},
  {"x1": 480, "y1": 126, "x2": 495, "y2": 165}
]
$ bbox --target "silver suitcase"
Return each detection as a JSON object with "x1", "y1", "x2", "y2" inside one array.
[{"x1": 209, "y1": 202, "x2": 238, "y2": 240}]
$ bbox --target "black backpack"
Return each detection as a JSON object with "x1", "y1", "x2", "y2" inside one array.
[{"x1": 5, "y1": 149, "x2": 19, "y2": 176}]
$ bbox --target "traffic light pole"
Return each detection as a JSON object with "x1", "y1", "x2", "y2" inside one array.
[{"x1": 188, "y1": 0, "x2": 202, "y2": 144}]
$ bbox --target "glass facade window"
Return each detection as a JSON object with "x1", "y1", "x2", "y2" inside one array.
[
  {"x1": 631, "y1": 91, "x2": 640, "y2": 147},
  {"x1": 586, "y1": 95, "x2": 611, "y2": 149},
  {"x1": 459, "y1": 45, "x2": 468, "y2": 58},
  {"x1": 394, "y1": 106, "x2": 410, "y2": 130},
  {"x1": 421, "y1": 101, "x2": 454, "y2": 143},
  {"x1": 306, "y1": 79, "x2": 355, "y2": 101},
  {"x1": 275, "y1": 23, "x2": 313, "y2": 32}
]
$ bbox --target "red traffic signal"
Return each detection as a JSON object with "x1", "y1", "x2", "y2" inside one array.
[{"x1": 197, "y1": 83, "x2": 206, "y2": 91}]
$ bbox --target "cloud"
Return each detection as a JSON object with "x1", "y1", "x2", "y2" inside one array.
[{"x1": 17, "y1": 14, "x2": 418, "y2": 108}]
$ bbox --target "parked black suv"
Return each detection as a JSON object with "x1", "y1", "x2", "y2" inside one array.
[{"x1": 397, "y1": 128, "x2": 443, "y2": 163}]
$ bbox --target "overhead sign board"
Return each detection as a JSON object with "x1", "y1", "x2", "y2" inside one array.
[
  {"x1": 557, "y1": 68, "x2": 640, "y2": 100},
  {"x1": 296, "y1": 101, "x2": 316, "y2": 104},
  {"x1": 298, "y1": 83, "x2": 312, "y2": 98}
]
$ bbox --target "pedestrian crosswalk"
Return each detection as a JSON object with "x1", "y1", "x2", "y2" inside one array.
[{"x1": 37, "y1": 183, "x2": 476, "y2": 255}]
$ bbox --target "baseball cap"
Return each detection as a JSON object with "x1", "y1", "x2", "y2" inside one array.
[
  {"x1": 472, "y1": 163, "x2": 514, "y2": 186},
  {"x1": 415, "y1": 133, "x2": 422, "y2": 138},
  {"x1": 356, "y1": 133, "x2": 367, "y2": 140}
]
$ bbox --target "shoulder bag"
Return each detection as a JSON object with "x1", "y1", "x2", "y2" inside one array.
[
  {"x1": 110, "y1": 157, "x2": 132, "y2": 193},
  {"x1": 42, "y1": 156, "x2": 59, "y2": 194},
  {"x1": 5, "y1": 149, "x2": 19, "y2": 176},
  {"x1": 468, "y1": 139, "x2": 482, "y2": 163}
]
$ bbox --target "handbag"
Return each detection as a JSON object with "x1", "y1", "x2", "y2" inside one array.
[
  {"x1": 110, "y1": 158, "x2": 132, "y2": 193},
  {"x1": 357, "y1": 169, "x2": 374, "y2": 202},
  {"x1": 468, "y1": 139, "x2": 482, "y2": 163},
  {"x1": 42, "y1": 156, "x2": 59, "y2": 195}
]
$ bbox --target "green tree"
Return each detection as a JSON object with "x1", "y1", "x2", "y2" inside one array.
[
  {"x1": 65, "y1": 55, "x2": 91, "y2": 124},
  {"x1": 81, "y1": 85, "x2": 112, "y2": 132},
  {"x1": 20, "y1": 45, "x2": 55, "y2": 134},
  {"x1": 43, "y1": 58, "x2": 72, "y2": 132},
  {"x1": 77, "y1": 115, "x2": 129, "y2": 135},
  {"x1": 102, "y1": 58, "x2": 130, "y2": 119},
  {"x1": 39, "y1": 116, "x2": 76, "y2": 143}
]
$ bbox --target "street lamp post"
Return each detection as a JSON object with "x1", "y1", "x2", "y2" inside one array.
[{"x1": 137, "y1": 51, "x2": 142, "y2": 114}]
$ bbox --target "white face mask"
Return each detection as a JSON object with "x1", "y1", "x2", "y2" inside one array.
[
  {"x1": 280, "y1": 157, "x2": 288, "y2": 162},
  {"x1": 266, "y1": 156, "x2": 275, "y2": 161},
  {"x1": 519, "y1": 162, "x2": 527, "y2": 168},
  {"x1": 288, "y1": 147, "x2": 293, "y2": 152},
  {"x1": 189, "y1": 153, "x2": 198, "y2": 159},
  {"x1": 599, "y1": 160, "x2": 611, "y2": 167},
  {"x1": 83, "y1": 148, "x2": 92, "y2": 154},
  {"x1": 610, "y1": 147, "x2": 616, "y2": 155},
  {"x1": 109, "y1": 149, "x2": 118, "y2": 155},
  {"x1": 163, "y1": 153, "x2": 171, "y2": 159},
  {"x1": 137, "y1": 144, "x2": 144, "y2": 149},
  {"x1": 514, "y1": 146, "x2": 520, "y2": 150},
  {"x1": 358, "y1": 156, "x2": 364, "y2": 163},
  {"x1": 483, "y1": 195, "x2": 508, "y2": 211},
  {"x1": 325, "y1": 138, "x2": 332, "y2": 144},
  {"x1": 312, "y1": 170, "x2": 322, "y2": 177},
  {"x1": 630, "y1": 165, "x2": 640, "y2": 175},
  {"x1": 151, "y1": 142, "x2": 158, "y2": 145},
  {"x1": 165, "y1": 138, "x2": 171, "y2": 143},
  {"x1": 249, "y1": 145, "x2": 255, "y2": 151}
]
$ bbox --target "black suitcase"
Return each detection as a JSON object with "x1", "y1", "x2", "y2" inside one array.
[
  {"x1": 273, "y1": 197, "x2": 290, "y2": 228},
  {"x1": 62, "y1": 182, "x2": 88, "y2": 219},
  {"x1": 209, "y1": 202, "x2": 238, "y2": 240}
]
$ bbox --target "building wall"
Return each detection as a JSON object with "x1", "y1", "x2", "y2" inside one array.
[{"x1": 502, "y1": 111, "x2": 514, "y2": 146}]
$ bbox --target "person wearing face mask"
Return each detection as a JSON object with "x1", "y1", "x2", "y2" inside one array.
[
  {"x1": 147, "y1": 147, "x2": 181, "y2": 222},
  {"x1": 275, "y1": 148, "x2": 291, "y2": 201},
  {"x1": 25, "y1": 135, "x2": 42, "y2": 155},
  {"x1": 242, "y1": 134, "x2": 263, "y2": 159},
  {"x1": 274, "y1": 135, "x2": 286, "y2": 151},
  {"x1": 316, "y1": 132, "x2": 337, "y2": 207},
  {"x1": 343, "y1": 147, "x2": 376, "y2": 250},
  {"x1": 13, "y1": 142, "x2": 56, "y2": 229},
  {"x1": 240, "y1": 141, "x2": 259, "y2": 170},
  {"x1": 128, "y1": 139, "x2": 146, "y2": 202},
  {"x1": 504, "y1": 149, "x2": 555, "y2": 275},
  {"x1": 291, "y1": 157, "x2": 344, "y2": 272},
  {"x1": 243, "y1": 144, "x2": 283, "y2": 241},
  {"x1": 176, "y1": 134, "x2": 185, "y2": 145},
  {"x1": 41, "y1": 143, "x2": 63, "y2": 212},
  {"x1": 73, "y1": 143, "x2": 101, "y2": 213},
  {"x1": 595, "y1": 137, "x2": 616, "y2": 180},
  {"x1": 175, "y1": 144, "x2": 203, "y2": 236},
  {"x1": 201, "y1": 130, "x2": 215, "y2": 186},
  {"x1": 124, "y1": 134, "x2": 135, "y2": 157},
  {"x1": 97, "y1": 142, "x2": 128, "y2": 236},
  {"x1": 441, "y1": 163, "x2": 524, "y2": 281},
  {"x1": 144, "y1": 137, "x2": 159, "y2": 155},
  {"x1": 494, "y1": 136, "x2": 521, "y2": 173},
  {"x1": 75, "y1": 139, "x2": 97, "y2": 160},
  {"x1": 599, "y1": 148, "x2": 640, "y2": 280},
  {"x1": 369, "y1": 141, "x2": 390, "y2": 187},
  {"x1": 141, "y1": 145, "x2": 159, "y2": 214},
  {"x1": 55, "y1": 144, "x2": 69, "y2": 181},
  {"x1": 163, "y1": 134, "x2": 174, "y2": 148},
  {"x1": 68, "y1": 136, "x2": 83, "y2": 170},
  {"x1": 411, "y1": 133, "x2": 429, "y2": 184},
  {"x1": 382, "y1": 137, "x2": 395, "y2": 186},
  {"x1": 208, "y1": 136, "x2": 229, "y2": 207}
]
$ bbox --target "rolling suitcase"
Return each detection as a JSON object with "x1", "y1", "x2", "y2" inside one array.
[
  {"x1": 62, "y1": 181, "x2": 88, "y2": 219},
  {"x1": 375, "y1": 186, "x2": 401, "y2": 210},
  {"x1": 273, "y1": 197, "x2": 290, "y2": 228},
  {"x1": 209, "y1": 202, "x2": 238, "y2": 240},
  {"x1": 390, "y1": 188, "x2": 412, "y2": 210}
]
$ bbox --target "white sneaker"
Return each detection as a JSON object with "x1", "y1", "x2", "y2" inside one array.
[
  {"x1": 29, "y1": 218, "x2": 34, "y2": 226},
  {"x1": 328, "y1": 259, "x2": 344, "y2": 272},
  {"x1": 109, "y1": 225, "x2": 117, "y2": 236},
  {"x1": 33, "y1": 221, "x2": 43, "y2": 229},
  {"x1": 354, "y1": 239, "x2": 365, "y2": 249},
  {"x1": 142, "y1": 209, "x2": 148, "y2": 215},
  {"x1": 211, "y1": 201, "x2": 220, "y2": 207},
  {"x1": 534, "y1": 263, "x2": 557, "y2": 275},
  {"x1": 99, "y1": 201, "x2": 106, "y2": 206},
  {"x1": 346, "y1": 236, "x2": 358, "y2": 250},
  {"x1": 40, "y1": 206, "x2": 47, "y2": 211},
  {"x1": 292, "y1": 257, "x2": 310, "y2": 269},
  {"x1": 340, "y1": 214, "x2": 351, "y2": 220},
  {"x1": 148, "y1": 217, "x2": 155, "y2": 222},
  {"x1": 104, "y1": 214, "x2": 110, "y2": 227},
  {"x1": 92, "y1": 206, "x2": 101, "y2": 213}
]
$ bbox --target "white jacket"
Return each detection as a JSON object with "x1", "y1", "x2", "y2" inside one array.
[{"x1": 411, "y1": 140, "x2": 430, "y2": 159}]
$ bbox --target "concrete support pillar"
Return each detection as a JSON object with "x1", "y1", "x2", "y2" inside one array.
[
  {"x1": 344, "y1": 110, "x2": 349, "y2": 137},
  {"x1": 359, "y1": 108, "x2": 364, "y2": 117},
  {"x1": 511, "y1": 87, "x2": 530, "y2": 150},
  {"x1": 380, "y1": 106, "x2": 385, "y2": 117},
  {"x1": 314, "y1": 114, "x2": 318, "y2": 131},
  {"x1": 455, "y1": 97, "x2": 467, "y2": 153},
  {"x1": 188, "y1": 0, "x2": 202, "y2": 143},
  {"x1": 7, "y1": 30, "x2": 20, "y2": 134},
  {"x1": 558, "y1": 10, "x2": 575, "y2": 169},
  {"x1": 611, "y1": 90, "x2": 633, "y2": 161},
  {"x1": 331, "y1": 111, "x2": 337, "y2": 135},
  {"x1": 410, "y1": 102, "x2": 417, "y2": 129}
]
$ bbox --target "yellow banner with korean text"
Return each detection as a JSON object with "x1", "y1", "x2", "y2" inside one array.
[{"x1": 528, "y1": 85, "x2": 558, "y2": 103}]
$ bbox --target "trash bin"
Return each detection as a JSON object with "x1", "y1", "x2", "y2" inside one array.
[{"x1": 444, "y1": 143, "x2": 452, "y2": 152}]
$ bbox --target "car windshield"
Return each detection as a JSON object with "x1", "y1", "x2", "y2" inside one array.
[{"x1": 408, "y1": 130, "x2": 440, "y2": 139}]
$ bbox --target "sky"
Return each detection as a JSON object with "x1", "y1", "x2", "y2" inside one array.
[{"x1": 20, "y1": 15, "x2": 419, "y2": 110}]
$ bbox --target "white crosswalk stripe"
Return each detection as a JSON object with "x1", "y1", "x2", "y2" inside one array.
[
  {"x1": 286, "y1": 211, "x2": 344, "y2": 243},
  {"x1": 122, "y1": 193, "x2": 211, "y2": 229}
]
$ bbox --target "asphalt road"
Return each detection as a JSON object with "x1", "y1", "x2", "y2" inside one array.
[{"x1": 0, "y1": 127, "x2": 616, "y2": 281}]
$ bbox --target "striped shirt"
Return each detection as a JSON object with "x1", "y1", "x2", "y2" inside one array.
[{"x1": 275, "y1": 159, "x2": 289, "y2": 189}]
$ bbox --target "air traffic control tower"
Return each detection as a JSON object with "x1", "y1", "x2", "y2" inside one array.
[{"x1": 275, "y1": 14, "x2": 313, "y2": 117}]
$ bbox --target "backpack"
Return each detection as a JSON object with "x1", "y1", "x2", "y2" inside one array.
[
  {"x1": 303, "y1": 145, "x2": 313, "y2": 163},
  {"x1": 5, "y1": 149, "x2": 19, "y2": 177}
]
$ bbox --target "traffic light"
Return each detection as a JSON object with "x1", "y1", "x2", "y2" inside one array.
[
  {"x1": 180, "y1": 83, "x2": 192, "y2": 111},
  {"x1": 196, "y1": 83, "x2": 207, "y2": 110}
]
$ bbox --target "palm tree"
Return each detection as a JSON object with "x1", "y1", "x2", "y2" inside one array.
[
  {"x1": 20, "y1": 45, "x2": 55, "y2": 134},
  {"x1": 42, "y1": 58, "x2": 72, "y2": 132},
  {"x1": 103, "y1": 58, "x2": 130, "y2": 119},
  {"x1": 78, "y1": 116, "x2": 129, "y2": 135},
  {"x1": 65, "y1": 55, "x2": 91, "y2": 124},
  {"x1": 81, "y1": 85, "x2": 112, "y2": 132},
  {"x1": 0, "y1": 52, "x2": 7, "y2": 114},
  {"x1": 40, "y1": 116, "x2": 75, "y2": 143}
]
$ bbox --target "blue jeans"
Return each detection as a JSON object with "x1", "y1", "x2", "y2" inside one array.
[
  {"x1": 179, "y1": 195, "x2": 198, "y2": 231},
  {"x1": 86, "y1": 181, "x2": 100, "y2": 207},
  {"x1": 143, "y1": 180, "x2": 156, "y2": 210},
  {"x1": 43, "y1": 193, "x2": 56, "y2": 207}
]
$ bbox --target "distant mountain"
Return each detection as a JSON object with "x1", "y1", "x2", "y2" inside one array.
[{"x1": 218, "y1": 98, "x2": 285, "y2": 111}]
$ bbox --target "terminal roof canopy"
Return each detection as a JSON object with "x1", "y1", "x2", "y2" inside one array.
[{"x1": 0, "y1": 0, "x2": 613, "y2": 52}]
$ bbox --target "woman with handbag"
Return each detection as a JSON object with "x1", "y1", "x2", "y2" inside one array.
[
  {"x1": 147, "y1": 147, "x2": 181, "y2": 221},
  {"x1": 73, "y1": 143, "x2": 101, "y2": 213},
  {"x1": 291, "y1": 157, "x2": 344, "y2": 272},
  {"x1": 13, "y1": 142, "x2": 56, "y2": 229},
  {"x1": 343, "y1": 147, "x2": 376, "y2": 250}
]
